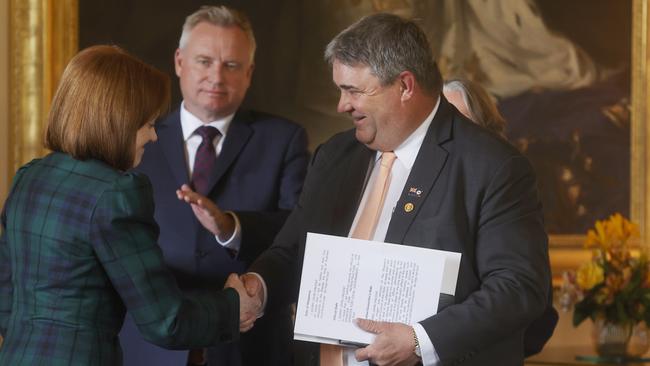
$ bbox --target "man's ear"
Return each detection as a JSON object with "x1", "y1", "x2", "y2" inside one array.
[
  {"x1": 398, "y1": 71, "x2": 416, "y2": 101},
  {"x1": 174, "y1": 48, "x2": 183, "y2": 77}
]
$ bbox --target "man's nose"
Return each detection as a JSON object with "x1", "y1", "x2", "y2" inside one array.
[
  {"x1": 207, "y1": 63, "x2": 224, "y2": 83},
  {"x1": 337, "y1": 94, "x2": 352, "y2": 113}
]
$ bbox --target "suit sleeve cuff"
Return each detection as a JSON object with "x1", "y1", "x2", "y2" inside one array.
[
  {"x1": 414, "y1": 322, "x2": 441, "y2": 366},
  {"x1": 215, "y1": 211, "x2": 241, "y2": 252},
  {"x1": 220, "y1": 287, "x2": 242, "y2": 342}
]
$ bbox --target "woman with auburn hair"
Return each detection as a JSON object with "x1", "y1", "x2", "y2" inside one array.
[{"x1": 0, "y1": 45, "x2": 256, "y2": 365}]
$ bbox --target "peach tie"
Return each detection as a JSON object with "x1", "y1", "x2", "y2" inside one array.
[{"x1": 320, "y1": 151, "x2": 397, "y2": 366}]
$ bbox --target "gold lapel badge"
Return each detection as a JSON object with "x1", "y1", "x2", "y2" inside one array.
[{"x1": 404, "y1": 202, "x2": 414, "y2": 212}]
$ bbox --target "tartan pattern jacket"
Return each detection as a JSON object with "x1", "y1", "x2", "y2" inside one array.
[{"x1": 0, "y1": 152, "x2": 239, "y2": 365}]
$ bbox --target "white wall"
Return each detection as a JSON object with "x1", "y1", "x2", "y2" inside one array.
[{"x1": 0, "y1": 0, "x2": 8, "y2": 201}]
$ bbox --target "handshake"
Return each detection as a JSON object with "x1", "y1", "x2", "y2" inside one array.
[
  {"x1": 175, "y1": 185, "x2": 267, "y2": 332},
  {"x1": 224, "y1": 273, "x2": 265, "y2": 332}
]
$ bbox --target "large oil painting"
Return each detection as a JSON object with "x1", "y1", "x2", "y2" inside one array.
[
  {"x1": 81, "y1": 0, "x2": 634, "y2": 236},
  {"x1": 4, "y1": 0, "x2": 641, "y2": 277},
  {"x1": 289, "y1": 0, "x2": 632, "y2": 236}
]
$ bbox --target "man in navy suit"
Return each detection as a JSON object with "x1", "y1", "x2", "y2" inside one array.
[{"x1": 119, "y1": 5, "x2": 309, "y2": 366}]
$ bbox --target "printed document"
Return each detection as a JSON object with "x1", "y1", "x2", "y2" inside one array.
[{"x1": 294, "y1": 233, "x2": 461, "y2": 346}]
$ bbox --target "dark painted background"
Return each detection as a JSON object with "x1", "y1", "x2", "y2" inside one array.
[{"x1": 80, "y1": 0, "x2": 632, "y2": 233}]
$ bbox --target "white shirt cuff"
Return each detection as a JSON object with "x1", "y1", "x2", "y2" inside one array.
[
  {"x1": 215, "y1": 211, "x2": 241, "y2": 252},
  {"x1": 414, "y1": 322, "x2": 441, "y2": 366},
  {"x1": 343, "y1": 323, "x2": 440, "y2": 366},
  {"x1": 246, "y1": 272, "x2": 267, "y2": 318}
]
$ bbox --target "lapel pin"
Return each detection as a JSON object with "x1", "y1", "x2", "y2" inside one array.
[
  {"x1": 408, "y1": 187, "x2": 423, "y2": 198},
  {"x1": 404, "y1": 202, "x2": 414, "y2": 212}
]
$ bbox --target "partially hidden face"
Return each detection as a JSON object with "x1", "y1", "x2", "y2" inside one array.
[
  {"x1": 133, "y1": 120, "x2": 157, "y2": 168},
  {"x1": 175, "y1": 22, "x2": 254, "y2": 122},
  {"x1": 443, "y1": 89, "x2": 471, "y2": 120}
]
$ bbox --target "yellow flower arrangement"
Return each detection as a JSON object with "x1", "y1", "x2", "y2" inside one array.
[
  {"x1": 562, "y1": 213, "x2": 648, "y2": 327},
  {"x1": 577, "y1": 261, "x2": 604, "y2": 291}
]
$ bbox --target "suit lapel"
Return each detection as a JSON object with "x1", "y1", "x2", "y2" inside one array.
[
  {"x1": 330, "y1": 144, "x2": 374, "y2": 236},
  {"x1": 158, "y1": 109, "x2": 191, "y2": 187},
  {"x1": 385, "y1": 97, "x2": 454, "y2": 244},
  {"x1": 205, "y1": 110, "x2": 253, "y2": 195}
]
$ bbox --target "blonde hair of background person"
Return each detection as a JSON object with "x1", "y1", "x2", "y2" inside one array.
[{"x1": 443, "y1": 78, "x2": 507, "y2": 140}]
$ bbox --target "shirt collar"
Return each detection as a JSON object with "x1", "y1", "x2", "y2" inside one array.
[
  {"x1": 180, "y1": 102, "x2": 235, "y2": 141},
  {"x1": 375, "y1": 97, "x2": 440, "y2": 169}
]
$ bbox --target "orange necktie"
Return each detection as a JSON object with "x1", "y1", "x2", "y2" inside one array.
[{"x1": 320, "y1": 151, "x2": 397, "y2": 366}]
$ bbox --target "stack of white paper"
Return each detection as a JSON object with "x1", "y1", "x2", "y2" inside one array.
[{"x1": 294, "y1": 233, "x2": 461, "y2": 346}]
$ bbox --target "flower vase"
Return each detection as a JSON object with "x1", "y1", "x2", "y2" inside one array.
[
  {"x1": 591, "y1": 319, "x2": 632, "y2": 358},
  {"x1": 628, "y1": 322, "x2": 650, "y2": 357}
]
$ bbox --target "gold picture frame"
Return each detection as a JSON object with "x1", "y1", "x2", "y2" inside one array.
[
  {"x1": 7, "y1": 0, "x2": 650, "y2": 281},
  {"x1": 8, "y1": 0, "x2": 77, "y2": 174},
  {"x1": 548, "y1": 0, "x2": 650, "y2": 282}
]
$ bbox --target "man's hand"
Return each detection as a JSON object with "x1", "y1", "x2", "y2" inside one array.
[
  {"x1": 239, "y1": 273, "x2": 265, "y2": 331},
  {"x1": 224, "y1": 274, "x2": 261, "y2": 332},
  {"x1": 354, "y1": 319, "x2": 421, "y2": 366},
  {"x1": 240, "y1": 273, "x2": 264, "y2": 300},
  {"x1": 176, "y1": 184, "x2": 234, "y2": 241}
]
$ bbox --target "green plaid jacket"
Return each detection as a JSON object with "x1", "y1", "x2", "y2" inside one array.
[{"x1": 0, "y1": 152, "x2": 239, "y2": 365}]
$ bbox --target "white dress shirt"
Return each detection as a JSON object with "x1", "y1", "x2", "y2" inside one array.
[
  {"x1": 345, "y1": 99, "x2": 441, "y2": 366},
  {"x1": 180, "y1": 102, "x2": 242, "y2": 251}
]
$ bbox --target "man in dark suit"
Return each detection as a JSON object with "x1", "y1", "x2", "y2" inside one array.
[
  {"x1": 119, "y1": 5, "x2": 309, "y2": 366},
  {"x1": 234, "y1": 13, "x2": 550, "y2": 366}
]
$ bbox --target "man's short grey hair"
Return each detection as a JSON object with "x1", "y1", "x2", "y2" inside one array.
[
  {"x1": 179, "y1": 5, "x2": 256, "y2": 63},
  {"x1": 325, "y1": 13, "x2": 441, "y2": 95}
]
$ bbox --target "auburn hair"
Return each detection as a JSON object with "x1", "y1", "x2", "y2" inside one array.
[{"x1": 45, "y1": 45, "x2": 170, "y2": 171}]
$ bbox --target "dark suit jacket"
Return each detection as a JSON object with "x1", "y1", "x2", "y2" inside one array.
[
  {"x1": 251, "y1": 98, "x2": 551, "y2": 366},
  {"x1": 120, "y1": 108, "x2": 309, "y2": 366},
  {"x1": 0, "y1": 153, "x2": 239, "y2": 366}
]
